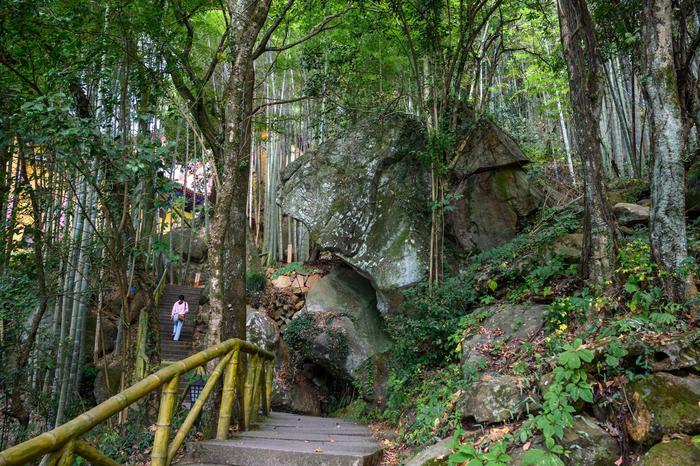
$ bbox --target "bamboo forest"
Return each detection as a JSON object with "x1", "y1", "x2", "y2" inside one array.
[{"x1": 1, "y1": 0, "x2": 700, "y2": 464}]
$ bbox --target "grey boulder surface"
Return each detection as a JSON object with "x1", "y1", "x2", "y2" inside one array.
[
  {"x1": 288, "y1": 265, "x2": 392, "y2": 382},
  {"x1": 280, "y1": 110, "x2": 540, "y2": 315}
]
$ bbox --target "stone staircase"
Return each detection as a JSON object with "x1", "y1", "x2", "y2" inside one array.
[
  {"x1": 159, "y1": 285, "x2": 202, "y2": 362},
  {"x1": 177, "y1": 412, "x2": 383, "y2": 466}
]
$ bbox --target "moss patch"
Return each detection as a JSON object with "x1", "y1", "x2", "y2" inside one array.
[
  {"x1": 625, "y1": 373, "x2": 700, "y2": 445},
  {"x1": 641, "y1": 439, "x2": 700, "y2": 466}
]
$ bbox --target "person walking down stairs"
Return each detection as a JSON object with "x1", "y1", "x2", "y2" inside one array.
[{"x1": 171, "y1": 294, "x2": 189, "y2": 341}]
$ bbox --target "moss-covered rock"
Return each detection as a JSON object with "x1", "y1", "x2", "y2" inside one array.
[
  {"x1": 283, "y1": 265, "x2": 391, "y2": 385},
  {"x1": 624, "y1": 372, "x2": 700, "y2": 446},
  {"x1": 640, "y1": 439, "x2": 700, "y2": 466},
  {"x1": 279, "y1": 113, "x2": 430, "y2": 315},
  {"x1": 561, "y1": 415, "x2": 620, "y2": 465},
  {"x1": 460, "y1": 374, "x2": 536, "y2": 424},
  {"x1": 461, "y1": 303, "x2": 548, "y2": 371}
]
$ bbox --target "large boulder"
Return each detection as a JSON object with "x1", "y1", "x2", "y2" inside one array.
[
  {"x1": 94, "y1": 361, "x2": 123, "y2": 404},
  {"x1": 283, "y1": 265, "x2": 392, "y2": 382},
  {"x1": 612, "y1": 202, "x2": 649, "y2": 226},
  {"x1": 404, "y1": 438, "x2": 453, "y2": 466},
  {"x1": 460, "y1": 374, "x2": 535, "y2": 424},
  {"x1": 461, "y1": 304, "x2": 547, "y2": 372},
  {"x1": 624, "y1": 372, "x2": 700, "y2": 446},
  {"x1": 447, "y1": 107, "x2": 540, "y2": 252},
  {"x1": 169, "y1": 227, "x2": 208, "y2": 263},
  {"x1": 280, "y1": 114, "x2": 430, "y2": 314},
  {"x1": 280, "y1": 111, "x2": 539, "y2": 314}
]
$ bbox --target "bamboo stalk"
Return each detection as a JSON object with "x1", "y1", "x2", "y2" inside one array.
[
  {"x1": 236, "y1": 352, "x2": 248, "y2": 431},
  {"x1": 151, "y1": 374, "x2": 180, "y2": 466},
  {"x1": 168, "y1": 352, "x2": 232, "y2": 463},
  {"x1": 216, "y1": 349, "x2": 240, "y2": 440},
  {"x1": 74, "y1": 440, "x2": 120, "y2": 466},
  {"x1": 43, "y1": 449, "x2": 63, "y2": 466}
]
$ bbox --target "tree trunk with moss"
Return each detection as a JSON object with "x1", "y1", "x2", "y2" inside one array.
[
  {"x1": 641, "y1": 0, "x2": 697, "y2": 303},
  {"x1": 558, "y1": 0, "x2": 618, "y2": 286}
]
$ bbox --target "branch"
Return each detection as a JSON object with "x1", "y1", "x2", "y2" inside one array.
[
  {"x1": 254, "y1": 9, "x2": 347, "y2": 58},
  {"x1": 253, "y1": 0, "x2": 297, "y2": 59},
  {"x1": 251, "y1": 95, "x2": 316, "y2": 115},
  {"x1": 0, "y1": 50, "x2": 43, "y2": 94}
]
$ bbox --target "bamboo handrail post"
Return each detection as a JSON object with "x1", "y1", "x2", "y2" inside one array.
[
  {"x1": 43, "y1": 449, "x2": 63, "y2": 466},
  {"x1": 249, "y1": 356, "x2": 264, "y2": 425},
  {"x1": 56, "y1": 440, "x2": 74, "y2": 466},
  {"x1": 151, "y1": 374, "x2": 180, "y2": 466},
  {"x1": 242, "y1": 354, "x2": 257, "y2": 431},
  {"x1": 237, "y1": 352, "x2": 248, "y2": 431},
  {"x1": 168, "y1": 352, "x2": 233, "y2": 463},
  {"x1": 264, "y1": 360, "x2": 273, "y2": 416},
  {"x1": 74, "y1": 440, "x2": 120, "y2": 466},
  {"x1": 216, "y1": 349, "x2": 240, "y2": 440}
]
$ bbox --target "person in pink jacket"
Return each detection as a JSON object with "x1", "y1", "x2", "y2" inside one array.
[{"x1": 171, "y1": 294, "x2": 189, "y2": 341}]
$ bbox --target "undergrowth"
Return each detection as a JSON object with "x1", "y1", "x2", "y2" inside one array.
[{"x1": 349, "y1": 204, "x2": 700, "y2": 464}]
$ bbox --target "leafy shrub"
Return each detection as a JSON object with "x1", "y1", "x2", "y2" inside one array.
[
  {"x1": 383, "y1": 364, "x2": 465, "y2": 446},
  {"x1": 449, "y1": 434, "x2": 510, "y2": 466},
  {"x1": 518, "y1": 339, "x2": 593, "y2": 462},
  {"x1": 389, "y1": 274, "x2": 477, "y2": 371},
  {"x1": 245, "y1": 271, "x2": 267, "y2": 292}
]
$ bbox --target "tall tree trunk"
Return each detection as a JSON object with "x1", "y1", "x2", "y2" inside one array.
[
  {"x1": 558, "y1": 0, "x2": 618, "y2": 286},
  {"x1": 206, "y1": 0, "x2": 271, "y2": 347},
  {"x1": 642, "y1": 0, "x2": 697, "y2": 302}
]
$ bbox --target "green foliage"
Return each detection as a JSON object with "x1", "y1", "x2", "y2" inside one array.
[
  {"x1": 389, "y1": 275, "x2": 477, "y2": 371},
  {"x1": 519, "y1": 339, "x2": 593, "y2": 459},
  {"x1": 283, "y1": 313, "x2": 348, "y2": 370},
  {"x1": 469, "y1": 206, "x2": 580, "y2": 303},
  {"x1": 521, "y1": 448, "x2": 565, "y2": 466},
  {"x1": 544, "y1": 292, "x2": 591, "y2": 335},
  {"x1": 449, "y1": 431, "x2": 511, "y2": 466},
  {"x1": 382, "y1": 364, "x2": 465, "y2": 446},
  {"x1": 245, "y1": 271, "x2": 267, "y2": 292},
  {"x1": 271, "y1": 261, "x2": 312, "y2": 279},
  {"x1": 618, "y1": 239, "x2": 660, "y2": 313}
]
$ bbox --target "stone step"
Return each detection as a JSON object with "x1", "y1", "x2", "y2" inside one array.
[{"x1": 176, "y1": 412, "x2": 383, "y2": 466}]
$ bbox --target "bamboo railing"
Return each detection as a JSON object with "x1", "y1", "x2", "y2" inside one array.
[{"x1": 0, "y1": 338, "x2": 275, "y2": 466}]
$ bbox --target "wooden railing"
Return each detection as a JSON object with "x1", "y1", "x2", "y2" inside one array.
[{"x1": 0, "y1": 339, "x2": 275, "y2": 466}]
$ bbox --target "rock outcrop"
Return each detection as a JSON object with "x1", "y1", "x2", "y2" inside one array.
[
  {"x1": 613, "y1": 202, "x2": 650, "y2": 226},
  {"x1": 169, "y1": 227, "x2": 208, "y2": 263},
  {"x1": 280, "y1": 110, "x2": 540, "y2": 314},
  {"x1": 280, "y1": 114, "x2": 430, "y2": 314},
  {"x1": 561, "y1": 415, "x2": 620, "y2": 465},
  {"x1": 448, "y1": 108, "x2": 540, "y2": 251},
  {"x1": 640, "y1": 439, "x2": 700, "y2": 466},
  {"x1": 461, "y1": 304, "x2": 547, "y2": 372},
  {"x1": 460, "y1": 374, "x2": 535, "y2": 424},
  {"x1": 283, "y1": 265, "x2": 392, "y2": 382},
  {"x1": 404, "y1": 438, "x2": 453, "y2": 466}
]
